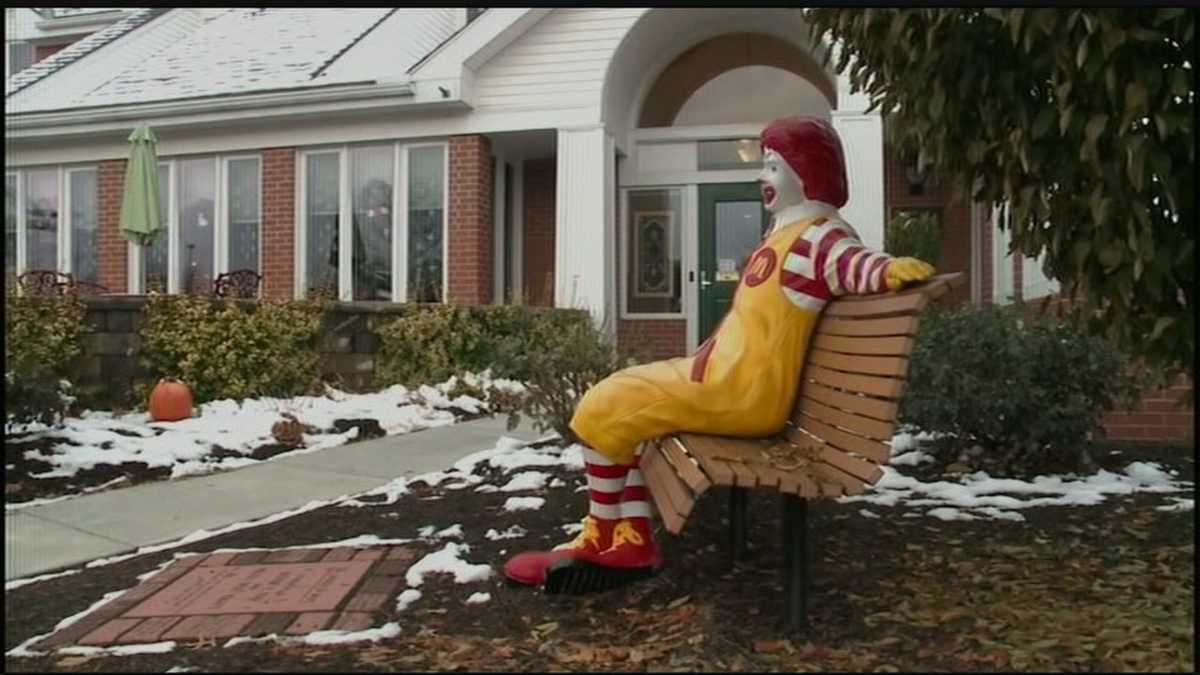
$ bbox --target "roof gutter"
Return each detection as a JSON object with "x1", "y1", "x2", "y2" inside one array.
[{"x1": 5, "y1": 80, "x2": 442, "y2": 138}]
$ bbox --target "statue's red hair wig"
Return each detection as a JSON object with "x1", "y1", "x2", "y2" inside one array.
[{"x1": 760, "y1": 116, "x2": 848, "y2": 208}]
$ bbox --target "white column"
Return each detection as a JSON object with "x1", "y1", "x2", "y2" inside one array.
[
  {"x1": 555, "y1": 125, "x2": 616, "y2": 332},
  {"x1": 832, "y1": 112, "x2": 885, "y2": 251}
]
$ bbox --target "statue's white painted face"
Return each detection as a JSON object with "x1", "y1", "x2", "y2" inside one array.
[{"x1": 757, "y1": 149, "x2": 806, "y2": 214}]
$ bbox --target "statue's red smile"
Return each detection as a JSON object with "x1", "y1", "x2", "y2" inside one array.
[{"x1": 761, "y1": 184, "x2": 776, "y2": 206}]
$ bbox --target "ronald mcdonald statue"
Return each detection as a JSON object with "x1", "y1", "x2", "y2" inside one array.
[{"x1": 505, "y1": 115, "x2": 937, "y2": 593}]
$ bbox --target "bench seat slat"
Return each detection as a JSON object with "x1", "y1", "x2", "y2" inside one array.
[
  {"x1": 800, "y1": 381, "x2": 898, "y2": 422},
  {"x1": 662, "y1": 437, "x2": 712, "y2": 494},
  {"x1": 643, "y1": 446, "x2": 697, "y2": 523},
  {"x1": 819, "y1": 445, "x2": 884, "y2": 485},
  {"x1": 679, "y1": 435, "x2": 737, "y2": 486},
  {"x1": 815, "y1": 315, "x2": 920, "y2": 337},
  {"x1": 641, "y1": 448, "x2": 689, "y2": 534},
  {"x1": 795, "y1": 396, "x2": 895, "y2": 441},
  {"x1": 793, "y1": 416, "x2": 891, "y2": 463},
  {"x1": 805, "y1": 364, "x2": 906, "y2": 400},
  {"x1": 811, "y1": 462, "x2": 866, "y2": 496},
  {"x1": 812, "y1": 334, "x2": 914, "y2": 356},
  {"x1": 807, "y1": 348, "x2": 909, "y2": 377}
]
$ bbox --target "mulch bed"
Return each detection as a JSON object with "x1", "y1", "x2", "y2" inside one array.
[
  {"x1": 4, "y1": 440, "x2": 1193, "y2": 673},
  {"x1": 4, "y1": 409, "x2": 488, "y2": 506}
]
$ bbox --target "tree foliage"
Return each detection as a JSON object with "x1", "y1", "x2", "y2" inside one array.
[{"x1": 806, "y1": 8, "x2": 1194, "y2": 383}]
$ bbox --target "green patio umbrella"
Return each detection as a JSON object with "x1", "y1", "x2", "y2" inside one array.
[{"x1": 119, "y1": 125, "x2": 163, "y2": 246}]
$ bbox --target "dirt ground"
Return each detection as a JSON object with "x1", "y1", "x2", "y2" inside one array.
[{"x1": 4, "y1": 440, "x2": 1194, "y2": 673}]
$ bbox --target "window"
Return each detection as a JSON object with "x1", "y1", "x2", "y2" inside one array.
[
  {"x1": 67, "y1": 168, "x2": 98, "y2": 284},
  {"x1": 132, "y1": 155, "x2": 261, "y2": 294},
  {"x1": 299, "y1": 143, "x2": 446, "y2": 302},
  {"x1": 226, "y1": 157, "x2": 261, "y2": 274},
  {"x1": 4, "y1": 166, "x2": 99, "y2": 287},
  {"x1": 5, "y1": 173, "x2": 16, "y2": 289},
  {"x1": 407, "y1": 145, "x2": 445, "y2": 303},
  {"x1": 625, "y1": 188, "x2": 683, "y2": 314},
  {"x1": 697, "y1": 139, "x2": 761, "y2": 171},
  {"x1": 25, "y1": 168, "x2": 58, "y2": 273}
]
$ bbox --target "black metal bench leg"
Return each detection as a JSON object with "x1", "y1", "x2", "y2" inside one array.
[
  {"x1": 782, "y1": 494, "x2": 809, "y2": 631},
  {"x1": 729, "y1": 486, "x2": 749, "y2": 562}
]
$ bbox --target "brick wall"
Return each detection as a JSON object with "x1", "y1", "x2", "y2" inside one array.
[
  {"x1": 261, "y1": 149, "x2": 295, "y2": 299},
  {"x1": 447, "y1": 135, "x2": 493, "y2": 305},
  {"x1": 522, "y1": 158, "x2": 556, "y2": 307},
  {"x1": 882, "y1": 144, "x2": 971, "y2": 306},
  {"x1": 96, "y1": 159, "x2": 128, "y2": 293},
  {"x1": 618, "y1": 319, "x2": 687, "y2": 361},
  {"x1": 1104, "y1": 374, "x2": 1194, "y2": 443}
]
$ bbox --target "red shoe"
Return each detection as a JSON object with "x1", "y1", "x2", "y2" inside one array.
[
  {"x1": 593, "y1": 518, "x2": 661, "y2": 570},
  {"x1": 503, "y1": 516, "x2": 612, "y2": 586},
  {"x1": 541, "y1": 519, "x2": 660, "y2": 595}
]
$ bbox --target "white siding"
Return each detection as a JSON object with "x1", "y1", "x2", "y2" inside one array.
[
  {"x1": 473, "y1": 8, "x2": 643, "y2": 114},
  {"x1": 832, "y1": 112, "x2": 885, "y2": 251}
]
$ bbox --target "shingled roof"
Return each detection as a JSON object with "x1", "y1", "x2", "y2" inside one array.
[
  {"x1": 5, "y1": 7, "x2": 165, "y2": 98},
  {"x1": 7, "y1": 8, "x2": 463, "y2": 115}
]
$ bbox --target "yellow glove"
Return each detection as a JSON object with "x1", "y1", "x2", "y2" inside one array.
[{"x1": 885, "y1": 257, "x2": 937, "y2": 291}]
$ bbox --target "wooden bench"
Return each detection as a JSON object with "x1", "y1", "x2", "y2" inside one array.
[{"x1": 640, "y1": 272, "x2": 964, "y2": 629}]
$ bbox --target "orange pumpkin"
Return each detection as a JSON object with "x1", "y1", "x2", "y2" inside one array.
[{"x1": 149, "y1": 378, "x2": 193, "y2": 422}]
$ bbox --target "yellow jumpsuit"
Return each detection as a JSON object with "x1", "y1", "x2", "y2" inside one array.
[{"x1": 571, "y1": 216, "x2": 890, "y2": 466}]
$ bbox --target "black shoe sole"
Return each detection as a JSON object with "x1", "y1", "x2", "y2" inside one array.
[{"x1": 542, "y1": 558, "x2": 655, "y2": 595}]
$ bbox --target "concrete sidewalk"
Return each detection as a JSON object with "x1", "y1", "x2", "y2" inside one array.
[{"x1": 5, "y1": 416, "x2": 542, "y2": 582}]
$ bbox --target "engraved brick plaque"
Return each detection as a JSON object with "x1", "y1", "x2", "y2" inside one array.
[
  {"x1": 125, "y1": 561, "x2": 373, "y2": 616},
  {"x1": 33, "y1": 545, "x2": 427, "y2": 650}
]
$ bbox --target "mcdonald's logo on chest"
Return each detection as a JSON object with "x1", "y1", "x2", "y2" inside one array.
[{"x1": 743, "y1": 247, "x2": 777, "y2": 287}]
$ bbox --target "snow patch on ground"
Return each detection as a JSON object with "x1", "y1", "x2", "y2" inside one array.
[
  {"x1": 465, "y1": 592, "x2": 491, "y2": 604},
  {"x1": 1156, "y1": 497, "x2": 1194, "y2": 512},
  {"x1": 405, "y1": 542, "x2": 493, "y2": 587},
  {"x1": 395, "y1": 589, "x2": 422, "y2": 612},
  {"x1": 841, "y1": 459, "x2": 1193, "y2": 521},
  {"x1": 5, "y1": 589, "x2": 128, "y2": 657},
  {"x1": 5, "y1": 568, "x2": 80, "y2": 591},
  {"x1": 503, "y1": 497, "x2": 545, "y2": 512},
  {"x1": 497, "y1": 471, "x2": 551, "y2": 492},
  {"x1": 485, "y1": 525, "x2": 527, "y2": 540}
]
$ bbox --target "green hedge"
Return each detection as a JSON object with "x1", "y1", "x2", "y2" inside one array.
[
  {"x1": 137, "y1": 294, "x2": 326, "y2": 405},
  {"x1": 4, "y1": 291, "x2": 89, "y2": 426},
  {"x1": 899, "y1": 304, "x2": 1144, "y2": 474},
  {"x1": 374, "y1": 304, "x2": 595, "y2": 387},
  {"x1": 885, "y1": 210, "x2": 942, "y2": 265}
]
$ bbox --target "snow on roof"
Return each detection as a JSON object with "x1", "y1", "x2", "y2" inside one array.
[
  {"x1": 41, "y1": 8, "x2": 130, "y2": 19},
  {"x1": 5, "y1": 8, "x2": 164, "y2": 97},
  {"x1": 9, "y1": 9, "x2": 464, "y2": 114}
]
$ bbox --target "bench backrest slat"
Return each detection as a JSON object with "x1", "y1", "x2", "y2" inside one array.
[{"x1": 789, "y1": 273, "x2": 963, "y2": 470}]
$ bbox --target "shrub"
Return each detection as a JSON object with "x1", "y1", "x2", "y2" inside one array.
[
  {"x1": 503, "y1": 314, "x2": 637, "y2": 444},
  {"x1": 138, "y1": 294, "x2": 326, "y2": 405},
  {"x1": 375, "y1": 304, "x2": 594, "y2": 386},
  {"x1": 899, "y1": 304, "x2": 1144, "y2": 475},
  {"x1": 4, "y1": 291, "x2": 88, "y2": 426},
  {"x1": 885, "y1": 210, "x2": 942, "y2": 265}
]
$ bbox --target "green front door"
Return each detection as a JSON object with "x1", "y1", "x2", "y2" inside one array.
[{"x1": 698, "y1": 183, "x2": 769, "y2": 343}]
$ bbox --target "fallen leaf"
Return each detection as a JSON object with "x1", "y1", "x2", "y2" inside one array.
[
  {"x1": 667, "y1": 595, "x2": 691, "y2": 609},
  {"x1": 872, "y1": 636, "x2": 902, "y2": 649},
  {"x1": 754, "y1": 640, "x2": 786, "y2": 653}
]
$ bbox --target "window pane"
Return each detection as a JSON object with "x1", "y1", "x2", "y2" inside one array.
[
  {"x1": 305, "y1": 153, "x2": 340, "y2": 298},
  {"x1": 5, "y1": 174, "x2": 16, "y2": 290},
  {"x1": 143, "y1": 163, "x2": 169, "y2": 293},
  {"x1": 177, "y1": 158, "x2": 215, "y2": 295},
  {"x1": 627, "y1": 188, "x2": 682, "y2": 313},
  {"x1": 69, "y1": 169, "x2": 98, "y2": 284},
  {"x1": 407, "y1": 146, "x2": 444, "y2": 303},
  {"x1": 351, "y1": 146, "x2": 393, "y2": 301},
  {"x1": 24, "y1": 168, "x2": 58, "y2": 273},
  {"x1": 697, "y1": 139, "x2": 761, "y2": 171},
  {"x1": 227, "y1": 158, "x2": 260, "y2": 273}
]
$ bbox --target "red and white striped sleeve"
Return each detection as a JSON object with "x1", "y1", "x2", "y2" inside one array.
[{"x1": 812, "y1": 222, "x2": 895, "y2": 297}]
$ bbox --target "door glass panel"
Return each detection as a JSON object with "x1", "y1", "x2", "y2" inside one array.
[
  {"x1": 227, "y1": 158, "x2": 260, "y2": 274},
  {"x1": 5, "y1": 174, "x2": 17, "y2": 290},
  {"x1": 714, "y1": 200, "x2": 765, "y2": 279},
  {"x1": 305, "y1": 153, "x2": 340, "y2": 298},
  {"x1": 626, "y1": 188, "x2": 682, "y2": 314},
  {"x1": 350, "y1": 146, "x2": 393, "y2": 301},
  {"x1": 143, "y1": 163, "x2": 169, "y2": 293},
  {"x1": 407, "y1": 146, "x2": 444, "y2": 303}
]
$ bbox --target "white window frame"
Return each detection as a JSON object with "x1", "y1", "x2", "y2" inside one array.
[
  {"x1": 61, "y1": 166, "x2": 100, "y2": 282},
  {"x1": 129, "y1": 154, "x2": 262, "y2": 294},
  {"x1": 295, "y1": 141, "x2": 448, "y2": 302},
  {"x1": 7, "y1": 165, "x2": 99, "y2": 280},
  {"x1": 619, "y1": 184, "x2": 693, "y2": 322}
]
